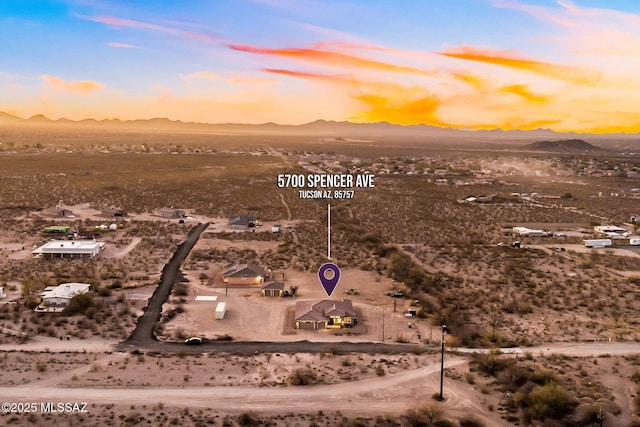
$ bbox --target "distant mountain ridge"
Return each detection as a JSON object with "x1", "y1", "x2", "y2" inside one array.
[
  {"x1": 525, "y1": 139, "x2": 602, "y2": 152},
  {"x1": 0, "y1": 111, "x2": 637, "y2": 139}
]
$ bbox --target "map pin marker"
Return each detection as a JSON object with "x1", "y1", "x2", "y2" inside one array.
[{"x1": 318, "y1": 263, "x2": 341, "y2": 297}]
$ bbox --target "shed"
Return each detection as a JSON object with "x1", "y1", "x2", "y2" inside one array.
[{"x1": 215, "y1": 302, "x2": 227, "y2": 320}]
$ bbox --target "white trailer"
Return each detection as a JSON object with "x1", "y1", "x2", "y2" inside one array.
[
  {"x1": 215, "y1": 302, "x2": 226, "y2": 320},
  {"x1": 583, "y1": 239, "x2": 612, "y2": 248},
  {"x1": 630, "y1": 237, "x2": 640, "y2": 246}
]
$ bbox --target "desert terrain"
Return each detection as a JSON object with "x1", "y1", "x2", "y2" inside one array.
[{"x1": 0, "y1": 120, "x2": 639, "y2": 425}]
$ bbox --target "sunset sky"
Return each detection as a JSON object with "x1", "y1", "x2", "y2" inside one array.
[{"x1": 2, "y1": 0, "x2": 640, "y2": 133}]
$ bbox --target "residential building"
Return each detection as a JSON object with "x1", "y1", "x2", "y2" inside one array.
[
  {"x1": 40, "y1": 283, "x2": 90, "y2": 308},
  {"x1": 295, "y1": 299, "x2": 357, "y2": 330},
  {"x1": 157, "y1": 207, "x2": 186, "y2": 218},
  {"x1": 261, "y1": 281, "x2": 284, "y2": 297},
  {"x1": 229, "y1": 214, "x2": 257, "y2": 230},
  {"x1": 102, "y1": 206, "x2": 125, "y2": 217},
  {"x1": 222, "y1": 263, "x2": 265, "y2": 285},
  {"x1": 32, "y1": 240, "x2": 104, "y2": 259}
]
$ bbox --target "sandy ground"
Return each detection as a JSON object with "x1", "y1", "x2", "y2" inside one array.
[{"x1": 165, "y1": 268, "x2": 428, "y2": 344}]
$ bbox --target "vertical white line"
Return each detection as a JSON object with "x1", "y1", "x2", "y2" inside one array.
[{"x1": 327, "y1": 203, "x2": 331, "y2": 259}]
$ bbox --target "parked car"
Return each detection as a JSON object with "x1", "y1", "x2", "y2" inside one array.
[{"x1": 185, "y1": 337, "x2": 203, "y2": 345}]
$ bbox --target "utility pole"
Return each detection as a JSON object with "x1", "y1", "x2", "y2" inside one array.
[{"x1": 439, "y1": 313, "x2": 447, "y2": 400}]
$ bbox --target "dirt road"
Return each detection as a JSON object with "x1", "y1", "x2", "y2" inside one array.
[{"x1": 1, "y1": 356, "x2": 468, "y2": 415}]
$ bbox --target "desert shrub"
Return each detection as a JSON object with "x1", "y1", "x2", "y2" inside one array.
[
  {"x1": 63, "y1": 293, "x2": 94, "y2": 316},
  {"x1": 470, "y1": 350, "x2": 513, "y2": 376},
  {"x1": 531, "y1": 368, "x2": 557, "y2": 385},
  {"x1": 237, "y1": 412, "x2": 260, "y2": 427},
  {"x1": 173, "y1": 283, "x2": 188, "y2": 297},
  {"x1": 497, "y1": 364, "x2": 532, "y2": 390},
  {"x1": 97, "y1": 287, "x2": 112, "y2": 297},
  {"x1": 288, "y1": 368, "x2": 317, "y2": 385},
  {"x1": 524, "y1": 382, "x2": 572, "y2": 420},
  {"x1": 458, "y1": 416, "x2": 485, "y2": 427},
  {"x1": 24, "y1": 296, "x2": 40, "y2": 310}
]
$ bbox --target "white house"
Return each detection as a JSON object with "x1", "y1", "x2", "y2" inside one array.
[
  {"x1": 594, "y1": 225, "x2": 630, "y2": 239},
  {"x1": 41, "y1": 283, "x2": 90, "y2": 308},
  {"x1": 32, "y1": 240, "x2": 104, "y2": 259}
]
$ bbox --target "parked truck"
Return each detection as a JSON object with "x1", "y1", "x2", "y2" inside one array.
[{"x1": 583, "y1": 239, "x2": 612, "y2": 248}]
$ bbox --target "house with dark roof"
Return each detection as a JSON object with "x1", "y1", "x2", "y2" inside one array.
[
  {"x1": 157, "y1": 207, "x2": 186, "y2": 219},
  {"x1": 229, "y1": 214, "x2": 257, "y2": 230},
  {"x1": 295, "y1": 299, "x2": 357, "y2": 330},
  {"x1": 221, "y1": 263, "x2": 265, "y2": 286},
  {"x1": 261, "y1": 281, "x2": 285, "y2": 297},
  {"x1": 102, "y1": 206, "x2": 126, "y2": 217}
]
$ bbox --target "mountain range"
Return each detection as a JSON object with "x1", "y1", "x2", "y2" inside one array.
[{"x1": 0, "y1": 111, "x2": 637, "y2": 140}]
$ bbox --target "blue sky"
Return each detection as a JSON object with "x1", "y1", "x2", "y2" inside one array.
[{"x1": 2, "y1": 0, "x2": 640, "y2": 132}]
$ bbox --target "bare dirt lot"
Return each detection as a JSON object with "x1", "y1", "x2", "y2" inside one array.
[
  {"x1": 162, "y1": 268, "x2": 425, "y2": 343},
  {"x1": 1, "y1": 129, "x2": 640, "y2": 425}
]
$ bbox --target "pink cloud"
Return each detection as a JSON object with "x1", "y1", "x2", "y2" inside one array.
[
  {"x1": 108, "y1": 42, "x2": 138, "y2": 49},
  {"x1": 78, "y1": 14, "x2": 218, "y2": 42},
  {"x1": 183, "y1": 71, "x2": 219, "y2": 81}
]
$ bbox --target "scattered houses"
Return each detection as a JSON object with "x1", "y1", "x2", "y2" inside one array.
[
  {"x1": 295, "y1": 299, "x2": 357, "y2": 330},
  {"x1": 32, "y1": 240, "x2": 105, "y2": 259}
]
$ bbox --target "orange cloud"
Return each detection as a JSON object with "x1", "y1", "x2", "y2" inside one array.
[
  {"x1": 353, "y1": 92, "x2": 442, "y2": 126},
  {"x1": 439, "y1": 46, "x2": 600, "y2": 85},
  {"x1": 500, "y1": 84, "x2": 549, "y2": 103},
  {"x1": 264, "y1": 68, "x2": 350, "y2": 83},
  {"x1": 109, "y1": 42, "x2": 138, "y2": 49},
  {"x1": 451, "y1": 72, "x2": 486, "y2": 89},
  {"x1": 39, "y1": 75, "x2": 103, "y2": 94},
  {"x1": 230, "y1": 43, "x2": 434, "y2": 76}
]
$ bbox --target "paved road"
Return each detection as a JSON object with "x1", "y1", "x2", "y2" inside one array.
[
  {"x1": 116, "y1": 339, "x2": 434, "y2": 354},
  {"x1": 123, "y1": 222, "x2": 209, "y2": 345}
]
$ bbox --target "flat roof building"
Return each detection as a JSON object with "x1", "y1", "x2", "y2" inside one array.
[
  {"x1": 40, "y1": 282, "x2": 90, "y2": 308},
  {"x1": 32, "y1": 240, "x2": 105, "y2": 259}
]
